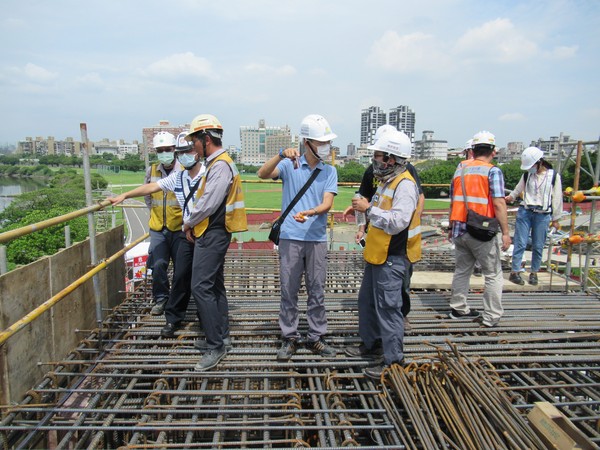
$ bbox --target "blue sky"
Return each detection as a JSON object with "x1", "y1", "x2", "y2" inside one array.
[{"x1": 1, "y1": 0, "x2": 598, "y2": 152}]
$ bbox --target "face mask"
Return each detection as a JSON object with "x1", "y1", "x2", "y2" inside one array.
[
  {"x1": 157, "y1": 152, "x2": 174, "y2": 165},
  {"x1": 178, "y1": 152, "x2": 197, "y2": 169},
  {"x1": 528, "y1": 166, "x2": 537, "y2": 175},
  {"x1": 316, "y1": 143, "x2": 331, "y2": 159},
  {"x1": 372, "y1": 158, "x2": 395, "y2": 180}
]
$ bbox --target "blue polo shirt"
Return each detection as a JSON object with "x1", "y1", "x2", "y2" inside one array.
[{"x1": 277, "y1": 155, "x2": 338, "y2": 242}]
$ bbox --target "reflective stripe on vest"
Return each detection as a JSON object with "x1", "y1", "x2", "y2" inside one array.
[
  {"x1": 148, "y1": 164, "x2": 183, "y2": 232},
  {"x1": 192, "y1": 153, "x2": 248, "y2": 237},
  {"x1": 450, "y1": 160, "x2": 495, "y2": 222},
  {"x1": 363, "y1": 170, "x2": 422, "y2": 265}
]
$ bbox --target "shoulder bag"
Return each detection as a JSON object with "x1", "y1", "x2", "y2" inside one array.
[
  {"x1": 269, "y1": 168, "x2": 321, "y2": 245},
  {"x1": 460, "y1": 166, "x2": 500, "y2": 242}
]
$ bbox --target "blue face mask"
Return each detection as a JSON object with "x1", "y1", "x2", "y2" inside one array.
[{"x1": 178, "y1": 152, "x2": 197, "y2": 169}]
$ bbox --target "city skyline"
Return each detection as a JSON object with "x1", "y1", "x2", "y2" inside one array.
[{"x1": 1, "y1": 1, "x2": 598, "y2": 151}]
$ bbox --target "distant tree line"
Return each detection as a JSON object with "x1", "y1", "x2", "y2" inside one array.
[{"x1": 0, "y1": 153, "x2": 146, "y2": 172}]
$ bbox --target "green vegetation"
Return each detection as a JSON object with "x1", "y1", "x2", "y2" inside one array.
[{"x1": 0, "y1": 169, "x2": 108, "y2": 270}]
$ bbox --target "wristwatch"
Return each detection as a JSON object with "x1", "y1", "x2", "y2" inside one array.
[{"x1": 278, "y1": 148, "x2": 285, "y2": 159}]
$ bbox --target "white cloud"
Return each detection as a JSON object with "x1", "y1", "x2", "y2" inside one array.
[
  {"x1": 499, "y1": 112, "x2": 526, "y2": 121},
  {"x1": 243, "y1": 63, "x2": 297, "y2": 76},
  {"x1": 75, "y1": 72, "x2": 105, "y2": 90},
  {"x1": 454, "y1": 18, "x2": 538, "y2": 63},
  {"x1": 366, "y1": 31, "x2": 450, "y2": 73},
  {"x1": 23, "y1": 63, "x2": 58, "y2": 82},
  {"x1": 143, "y1": 52, "x2": 215, "y2": 80},
  {"x1": 546, "y1": 45, "x2": 578, "y2": 60}
]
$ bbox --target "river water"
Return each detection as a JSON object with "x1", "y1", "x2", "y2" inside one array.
[{"x1": 0, "y1": 178, "x2": 47, "y2": 213}]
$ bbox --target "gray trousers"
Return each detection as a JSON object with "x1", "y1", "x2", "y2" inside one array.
[
  {"x1": 451, "y1": 233, "x2": 504, "y2": 324},
  {"x1": 358, "y1": 254, "x2": 408, "y2": 365},
  {"x1": 191, "y1": 228, "x2": 231, "y2": 351},
  {"x1": 278, "y1": 239, "x2": 328, "y2": 342}
]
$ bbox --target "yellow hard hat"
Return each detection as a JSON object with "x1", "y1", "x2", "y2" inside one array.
[{"x1": 186, "y1": 114, "x2": 223, "y2": 141}]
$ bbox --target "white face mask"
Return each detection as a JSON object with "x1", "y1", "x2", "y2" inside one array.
[
  {"x1": 316, "y1": 143, "x2": 331, "y2": 159},
  {"x1": 528, "y1": 166, "x2": 538, "y2": 175},
  {"x1": 157, "y1": 151, "x2": 174, "y2": 165},
  {"x1": 178, "y1": 152, "x2": 197, "y2": 169}
]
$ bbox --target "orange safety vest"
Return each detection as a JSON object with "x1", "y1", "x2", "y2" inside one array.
[
  {"x1": 192, "y1": 152, "x2": 248, "y2": 237},
  {"x1": 148, "y1": 164, "x2": 182, "y2": 232},
  {"x1": 450, "y1": 159, "x2": 495, "y2": 222}
]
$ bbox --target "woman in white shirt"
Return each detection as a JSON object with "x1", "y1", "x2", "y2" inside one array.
[{"x1": 505, "y1": 147, "x2": 563, "y2": 286}]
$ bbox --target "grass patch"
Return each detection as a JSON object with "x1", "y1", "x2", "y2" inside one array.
[{"x1": 79, "y1": 168, "x2": 449, "y2": 212}]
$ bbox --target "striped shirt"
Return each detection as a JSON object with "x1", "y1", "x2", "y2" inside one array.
[{"x1": 156, "y1": 165, "x2": 206, "y2": 224}]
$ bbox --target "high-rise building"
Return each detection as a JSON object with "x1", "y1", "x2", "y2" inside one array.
[
  {"x1": 388, "y1": 105, "x2": 416, "y2": 143},
  {"x1": 17, "y1": 136, "x2": 82, "y2": 156},
  {"x1": 346, "y1": 143, "x2": 356, "y2": 158},
  {"x1": 414, "y1": 130, "x2": 447, "y2": 160},
  {"x1": 501, "y1": 141, "x2": 525, "y2": 164},
  {"x1": 142, "y1": 120, "x2": 188, "y2": 156},
  {"x1": 239, "y1": 119, "x2": 293, "y2": 166},
  {"x1": 530, "y1": 133, "x2": 576, "y2": 161},
  {"x1": 360, "y1": 106, "x2": 386, "y2": 145}
]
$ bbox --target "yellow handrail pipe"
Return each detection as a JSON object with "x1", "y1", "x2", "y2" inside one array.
[
  {"x1": 0, "y1": 200, "x2": 112, "y2": 244},
  {"x1": 0, "y1": 232, "x2": 149, "y2": 346}
]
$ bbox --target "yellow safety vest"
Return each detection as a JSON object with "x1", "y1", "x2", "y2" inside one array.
[
  {"x1": 148, "y1": 164, "x2": 182, "y2": 232},
  {"x1": 364, "y1": 170, "x2": 422, "y2": 265},
  {"x1": 193, "y1": 152, "x2": 248, "y2": 237}
]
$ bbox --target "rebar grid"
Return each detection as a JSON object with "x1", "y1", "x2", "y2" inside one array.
[{"x1": 1, "y1": 250, "x2": 599, "y2": 448}]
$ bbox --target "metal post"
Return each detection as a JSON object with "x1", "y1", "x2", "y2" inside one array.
[
  {"x1": 112, "y1": 213, "x2": 116, "y2": 229},
  {"x1": 80, "y1": 123, "x2": 104, "y2": 328},
  {"x1": 565, "y1": 141, "x2": 583, "y2": 291},
  {"x1": 64, "y1": 225, "x2": 71, "y2": 248},
  {"x1": 0, "y1": 245, "x2": 7, "y2": 275}
]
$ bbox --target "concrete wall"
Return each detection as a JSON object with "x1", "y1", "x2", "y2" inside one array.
[{"x1": 0, "y1": 226, "x2": 126, "y2": 405}]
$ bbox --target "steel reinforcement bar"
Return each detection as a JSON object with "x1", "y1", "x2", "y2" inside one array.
[{"x1": 0, "y1": 250, "x2": 599, "y2": 448}]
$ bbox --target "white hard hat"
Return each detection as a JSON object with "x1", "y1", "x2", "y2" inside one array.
[
  {"x1": 175, "y1": 132, "x2": 193, "y2": 152},
  {"x1": 186, "y1": 114, "x2": 223, "y2": 140},
  {"x1": 520, "y1": 146, "x2": 544, "y2": 170},
  {"x1": 299, "y1": 114, "x2": 337, "y2": 142},
  {"x1": 153, "y1": 131, "x2": 176, "y2": 149},
  {"x1": 368, "y1": 130, "x2": 411, "y2": 160},
  {"x1": 464, "y1": 139, "x2": 473, "y2": 150},
  {"x1": 374, "y1": 124, "x2": 397, "y2": 141},
  {"x1": 472, "y1": 130, "x2": 496, "y2": 147}
]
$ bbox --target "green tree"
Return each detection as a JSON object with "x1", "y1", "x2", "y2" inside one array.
[
  {"x1": 336, "y1": 161, "x2": 367, "y2": 183},
  {"x1": 0, "y1": 171, "x2": 108, "y2": 268},
  {"x1": 419, "y1": 159, "x2": 460, "y2": 197}
]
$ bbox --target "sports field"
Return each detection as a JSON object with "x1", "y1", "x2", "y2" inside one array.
[{"x1": 99, "y1": 170, "x2": 449, "y2": 212}]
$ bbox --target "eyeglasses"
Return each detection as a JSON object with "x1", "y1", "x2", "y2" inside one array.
[{"x1": 155, "y1": 147, "x2": 174, "y2": 153}]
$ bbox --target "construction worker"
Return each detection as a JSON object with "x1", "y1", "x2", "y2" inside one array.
[
  {"x1": 345, "y1": 130, "x2": 421, "y2": 379},
  {"x1": 257, "y1": 114, "x2": 338, "y2": 361},
  {"x1": 448, "y1": 131, "x2": 511, "y2": 328},
  {"x1": 106, "y1": 133, "x2": 206, "y2": 338},
  {"x1": 144, "y1": 132, "x2": 183, "y2": 316},
  {"x1": 458, "y1": 138, "x2": 482, "y2": 277},
  {"x1": 505, "y1": 147, "x2": 563, "y2": 286},
  {"x1": 184, "y1": 114, "x2": 247, "y2": 372},
  {"x1": 343, "y1": 124, "x2": 424, "y2": 332},
  {"x1": 158, "y1": 133, "x2": 206, "y2": 338}
]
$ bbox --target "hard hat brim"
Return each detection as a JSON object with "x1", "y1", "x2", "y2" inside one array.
[{"x1": 309, "y1": 132, "x2": 337, "y2": 142}]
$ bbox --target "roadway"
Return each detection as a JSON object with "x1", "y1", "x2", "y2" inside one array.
[{"x1": 122, "y1": 199, "x2": 150, "y2": 245}]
